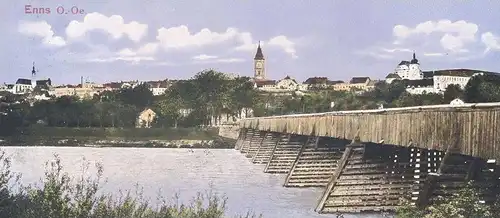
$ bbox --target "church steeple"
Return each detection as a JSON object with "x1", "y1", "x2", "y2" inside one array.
[
  {"x1": 410, "y1": 51, "x2": 419, "y2": 64},
  {"x1": 254, "y1": 41, "x2": 264, "y2": 60},
  {"x1": 253, "y1": 41, "x2": 266, "y2": 80},
  {"x1": 32, "y1": 62, "x2": 36, "y2": 76}
]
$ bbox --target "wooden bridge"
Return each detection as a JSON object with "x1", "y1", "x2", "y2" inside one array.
[{"x1": 234, "y1": 102, "x2": 500, "y2": 214}]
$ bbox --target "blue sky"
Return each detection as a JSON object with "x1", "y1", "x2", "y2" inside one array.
[{"x1": 1, "y1": 1, "x2": 500, "y2": 84}]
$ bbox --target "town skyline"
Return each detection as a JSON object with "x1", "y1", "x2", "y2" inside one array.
[{"x1": 2, "y1": 1, "x2": 500, "y2": 84}]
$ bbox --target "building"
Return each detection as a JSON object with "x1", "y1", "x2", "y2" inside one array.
[
  {"x1": 2, "y1": 63, "x2": 53, "y2": 95},
  {"x1": 254, "y1": 42, "x2": 265, "y2": 80},
  {"x1": 53, "y1": 77, "x2": 104, "y2": 99},
  {"x1": 303, "y1": 77, "x2": 343, "y2": 90},
  {"x1": 333, "y1": 77, "x2": 375, "y2": 92},
  {"x1": 386, "y1": 52, "x2": 494, "y2": 94},
  {"x1": 254, "y1": 76, "x2": 308, "y2": 93},
  {"x1": 145, "y1": 80, "x2": 170, "y2": 96},
  {"x1": 136, "y1": 108, "x2": 156, "y2": 128},
  {"x1": 393, "y1": 52, "x2": 423, "y2": 80}
]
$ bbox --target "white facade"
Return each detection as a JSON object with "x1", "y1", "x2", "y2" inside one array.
[
  {"x1": 450, "y1": 98, "x2": 465, "y2": 105},
  {"x1": 433, "y1": 75, "x2": 471, "y2": 92},
  {"x1": 256, "y1": 76, "x2": 308, "y2": 92},
  {"x1": 406, "y1": 86, "x2": 437, "y2": 95},
  {"x1": 4, "y1": 83, "x2": 34, "y2": 95},
  {"x1": 394, "y1": 53, "x2": 423, "y2": 80},
  {"x1": 151, "y1": 87, "x2": 167, "y2": 96}
]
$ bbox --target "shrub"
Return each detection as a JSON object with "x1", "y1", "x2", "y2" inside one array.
[
  {"x1": 0, "y1": 151, "x2": 262, "y2": 218},
  {"x1": 396, "y1": 182, "x2": 498, "y2": 218}
]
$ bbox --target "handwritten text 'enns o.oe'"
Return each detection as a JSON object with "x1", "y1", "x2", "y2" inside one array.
[{"x1": 24, "y1": 5, "x2": 85, "y2": 15}]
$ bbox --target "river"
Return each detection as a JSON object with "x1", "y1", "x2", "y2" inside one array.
[{"x1": 1, "y1": 147, "x2": 388, "y2": 218}]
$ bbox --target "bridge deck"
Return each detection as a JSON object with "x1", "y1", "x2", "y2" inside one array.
[{"x1": 239, "y1": 103, "x2": 500, "y2": 162}]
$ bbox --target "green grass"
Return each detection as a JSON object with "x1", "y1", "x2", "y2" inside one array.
[{"x1": 14, "y1": 126, "x2": 220, "y2": 141}]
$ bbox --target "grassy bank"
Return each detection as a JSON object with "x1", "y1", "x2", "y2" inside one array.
[
  {"x1": 0, "y1": 126, "x2": 239, "y2": 148},
  {"x1": 8, "y1": 126, "x2": 220, "y2": 141}
]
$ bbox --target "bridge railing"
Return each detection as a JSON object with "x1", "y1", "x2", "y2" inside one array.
[{"x1": 239, "y1": 102, "x2": 500, "y2": 162}]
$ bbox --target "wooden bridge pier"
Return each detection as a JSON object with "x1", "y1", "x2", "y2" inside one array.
[{"x1": 233, "y1": 127, "x2": 500, "y2": 214}]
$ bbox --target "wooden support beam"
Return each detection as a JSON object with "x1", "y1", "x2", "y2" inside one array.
[
  {"x1": 241, "y1": 129, "x2": 254, "y2": 153},
  {"x1": 252, "y1": 131, "x2": 269, "y2": 163},
  {"x1": 465, "y1": 158, "x2": 480, "y2": 182},
  {"x1": 283, "y1": 136, "x2": 318, "y2": 187},
  {"x1": 235, "y1": 128, "x2": 246, "y2": 150},
  {"x1": 315, "y1": 132, "x2": 363, "y2": 213},
  {"x1": 417, "y1": 130, "x2": 460, "y2": 207},
  {"x1": 264, "y1": 133, "x2": 290, "y2": 173}
]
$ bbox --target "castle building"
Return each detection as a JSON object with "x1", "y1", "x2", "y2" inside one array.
[
  {"x1": 394, "y1": 52, "x2": 423, "y2": 80},
  {"x1": 385, "y1": 52, "x2": 496, "y2": 95},
  {"x1": 254, "y1": 42, "x2": 265, "y2": 80}
]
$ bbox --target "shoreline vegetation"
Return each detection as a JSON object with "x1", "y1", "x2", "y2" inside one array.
[
  {"x1": 0, "y1": 151, "x2": 262, "y2": 218},
  {"x1": 0, "y1": 126, "x2": 236, "y2": 148}
]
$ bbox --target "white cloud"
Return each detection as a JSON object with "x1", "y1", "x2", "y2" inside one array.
[
  {"x1": 234, "y1": 35, "x2": 298, "y2": 59},
  {"x1": 65, "y1": 12, "x2": 148, "y2": 42},
  {"x1": 381, "y1": 48, "x2": 413, "y2": 53},
  {"x1": 193, "y1": 58, "x2": 245, "y2": 64},
  {"x1": 358, "y1": 19, "x2": 488, "y2": 61},
  {"x1": 268, "y1": 36, "x2": 297, "y2": 58},
  {"x1": 18, "y1": 21, "x2": 66, "y2": 47},
  {"x1": 86, "y1": 56, "x2": 155, "y2": 64},
  {"x1": 192, "y1": 54, "x2": 218, "y2": 60},
  {"x1": 481, "y1": 32, "x2": 500, "y2": 52},
  {"x1": 156, "y1": 26, "x2": 240, "y2": 49},
  {"x1": 392, "y1": 20, "x2": 478, "y2": 52},
  {"x1": 19, "y1": 12, "x2": 299, "y2": 65},
  {"x1": 213, "y1": 58, "x2": 245, "y2": 63},
  {"x1": 423, "y1": 52, "x2": 446, "y2": 57}
]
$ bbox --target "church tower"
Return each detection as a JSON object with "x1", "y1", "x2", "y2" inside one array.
[
  {"x1": 254, "y1": 41, "x2": 265, "y2": 80},
  {"x1": 31, "y1": 62, "x2": 37, "y2": 88}
]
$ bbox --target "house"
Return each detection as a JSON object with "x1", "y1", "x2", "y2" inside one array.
[
  {"x1": 303, "y1": 77, "x2": 343, "y2": 90},
  {"x1": 254, "y1": 76, "x2": 308, "y2": 93},
  {"x1": 146, "y1": 80, "x2": 171, "y2": 96},
  {"x1": 450, "y1": 98, "x2": 465, "y2": 105},
  {"x1": 333, "y1": 77, "x2": 374, "y2": 92},
  {"x1": 136, "y1": 108, "x2": 156, "y2": 128},
  {"x1": 254, "y1": 80, "x2": 276, "y2": 90},
  {"x1": 53, "y1": 80, "x2": 105, "y2": 99},
  {"x1": 385, "y1": 73, "x2": 401, "y2": 84}
]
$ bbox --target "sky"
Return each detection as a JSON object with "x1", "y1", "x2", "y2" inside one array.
[{"x1": 1, "y1": 1, "x2": 500, "y2": 85}]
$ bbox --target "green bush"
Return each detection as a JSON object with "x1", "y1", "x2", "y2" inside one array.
[
  {"x1": 396, "y1": 183, "x2": 499, "y2": 218},
  {"x1": 0, "y1": 151, "x2": 262, "y2": 218}
]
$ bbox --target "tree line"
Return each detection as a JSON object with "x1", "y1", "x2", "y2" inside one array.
[{"x1": 1, "y1": 70, "x2": 499, "y2": 135}]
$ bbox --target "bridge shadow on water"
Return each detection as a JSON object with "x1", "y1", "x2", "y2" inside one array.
[{"x1": 235, "y1": 126, "x2": 500, "y2": 216}]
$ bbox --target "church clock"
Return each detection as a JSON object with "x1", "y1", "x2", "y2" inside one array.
[{"x1": 256, "y1": 62, "x2": 262, "y2": 68}]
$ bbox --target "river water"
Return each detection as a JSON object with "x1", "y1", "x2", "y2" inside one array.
[{"x1": 1, "y1": 147, "x2": 388, "y2": 218}]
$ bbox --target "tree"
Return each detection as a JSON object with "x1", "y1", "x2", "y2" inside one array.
[
  {"x1": 117, "y1": 84, "x2": 154, "y2": 109},
  {"x1": 443, "y1": 84, "x2": 463, "y2": 103},
  {"x1": 463, "y1": 74, "x2": 500, "y2": 103}
]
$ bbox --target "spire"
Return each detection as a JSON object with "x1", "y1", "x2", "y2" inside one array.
[
  {"x1": 32, "y1": 62, "x2": 36, "y2": 76},
  {"x1": 254, "y1": 41, "x2": 264, "y2": 60},
  {"x1": 410, "y1": 51, "x2": 419, "y2": 64}
]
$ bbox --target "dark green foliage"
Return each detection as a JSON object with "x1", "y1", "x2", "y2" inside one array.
[
  {"x1": 2, "y1": 70, "x2": 500, "y2": 136},
  {"x1": 443, "y1": 84, "x2": 464, "y2": 103},
  {"x1": 396, "y1": 182, "x2": 498, "y2": 218}
]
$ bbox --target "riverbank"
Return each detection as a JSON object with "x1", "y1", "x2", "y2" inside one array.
[{"x1": 0, "y1": 126, "x2": 237, "y2": 148}]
